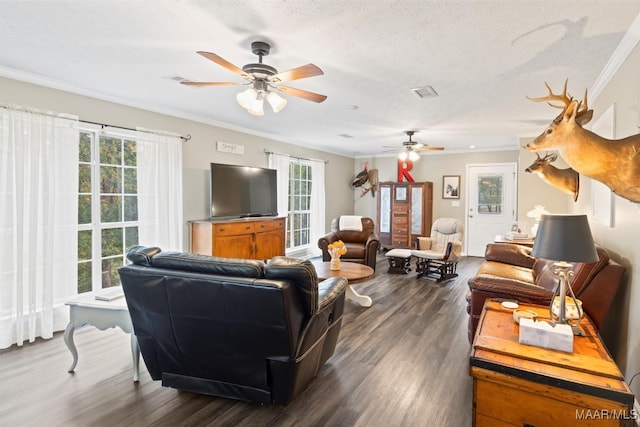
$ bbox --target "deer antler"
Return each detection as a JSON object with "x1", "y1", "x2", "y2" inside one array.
[
  {"x1": 527, "y1": 79, "x2": 572, "y2": 109},
  {"x1": 578, "y1": 88, "x2": 589, "y2": 114}
]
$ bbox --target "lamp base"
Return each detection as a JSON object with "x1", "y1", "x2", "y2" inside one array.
[{"x1": 548, "y1": 262, "x2": 582, "y2": 325}]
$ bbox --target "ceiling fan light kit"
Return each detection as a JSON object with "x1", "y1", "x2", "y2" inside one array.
[
  {"x1": 182, "y1": 40, "x2": 326, "y2": 116},
  {"x1": 394, "y1": 131, "x2": 445, "y2": 161},
  {"x1": 398, "y1": 148, "x2": 420, "y2": 162}
]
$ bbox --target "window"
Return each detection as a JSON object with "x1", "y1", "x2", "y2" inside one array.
[
  {"x1": 477, "y1": 174, "x2": 503, "y2": 214},
  {"x1": 286, "y1": 162, "x2": 312, "y2": 250},
  {"x1": 77, "y1": 130, "x2": 139, "y2": 293}
]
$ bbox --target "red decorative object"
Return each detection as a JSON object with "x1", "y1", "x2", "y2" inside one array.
[{"x1": 397, "y1": 159, "x2": 415, "y2": 182}]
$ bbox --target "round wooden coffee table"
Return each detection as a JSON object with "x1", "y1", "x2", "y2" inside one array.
[{"x1": 311, "y1": 260, "x2": 374, "y2": 307}]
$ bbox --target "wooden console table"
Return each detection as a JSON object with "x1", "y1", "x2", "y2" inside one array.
[{"x1": 470, "y1": 300, "x2": 634, "y2": 426}]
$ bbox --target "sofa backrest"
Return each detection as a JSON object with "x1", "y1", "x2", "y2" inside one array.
[
  {"x1": 429, "y1": 217, "x2": 464, "y2": 253},
  {"x1": 330, "y1": 216, "x2": 375, "y2": 244},
  {"x1": 532, "y1": 245, "x2": 611, "y2": 294}
]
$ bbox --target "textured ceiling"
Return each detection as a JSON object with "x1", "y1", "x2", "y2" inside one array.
[{"x1": 1, "y1": 1, "x2": 639, "y2": 157}]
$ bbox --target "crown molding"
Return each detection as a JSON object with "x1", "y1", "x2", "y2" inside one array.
[{"x1": 589, "y1": 12, "x2": 640, "y2": 101}]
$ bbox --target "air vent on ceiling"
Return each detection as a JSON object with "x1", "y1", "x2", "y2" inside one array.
[{"x1": 411, "y1": 85, "x2": 438, "y2": 99}]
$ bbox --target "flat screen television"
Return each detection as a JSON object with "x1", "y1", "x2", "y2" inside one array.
[{"x1": 210, "y1": 162, "x2": 278, "y2": 219}]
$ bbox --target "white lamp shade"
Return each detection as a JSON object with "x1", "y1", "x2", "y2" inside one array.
[
  {"x1": 247, "y1": 101, "x2": 264, "y2": 116},
  {"x1": 236, "y1": 88, "x2": 258, "y2": 109},
  {"x1": 267, "y1": 91, "x2": 287, "y2": 113},
  {"x1": 398, "y1": 151, "x2": 408, "y2": 161},
  {"x1": 408, "y1": 150, "x2": 419, "y2": 161}
]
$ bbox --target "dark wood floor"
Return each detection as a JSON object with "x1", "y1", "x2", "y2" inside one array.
[{"x1": 0, "y1": 254, "x2": 484, "y2": 427}]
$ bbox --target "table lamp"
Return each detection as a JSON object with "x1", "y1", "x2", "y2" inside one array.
[
  {"x1": 526, "y1": 205, "x2": 549, "y2": 237},
  {"x1": 531, "y1": 214, "x2": 598, "y2": 324}
]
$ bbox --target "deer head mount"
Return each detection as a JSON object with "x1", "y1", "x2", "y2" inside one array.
[
  {"x1": 526, "y1": 80, "x2": 640, "y2": 203},
  {"x1": 525, "y1": 152, "x2": 579, "y2": 201}
]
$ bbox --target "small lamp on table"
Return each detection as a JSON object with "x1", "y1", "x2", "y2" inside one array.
[
  {"x1": 526, "y1": 205, "x2": 549, "y2": 237},
  {"x1": 531, "y1": 214, "x2": 599, "y2": 324}
]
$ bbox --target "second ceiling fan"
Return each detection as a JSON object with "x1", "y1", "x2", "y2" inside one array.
[
  {"x1": 181, "y1": 41, "x2": 327, "y2": 116},
  {"x1": 390, "y1": 131, "x2": 444, "y2": 161}
]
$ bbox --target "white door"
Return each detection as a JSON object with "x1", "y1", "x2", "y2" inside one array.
[{"x1": 466, "y1": 163, "x2": 517, "y2": 257}]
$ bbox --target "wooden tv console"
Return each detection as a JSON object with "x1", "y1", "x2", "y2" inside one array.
[{"x1": 189, "y1": 217, "x2": 286, "y2": 260}]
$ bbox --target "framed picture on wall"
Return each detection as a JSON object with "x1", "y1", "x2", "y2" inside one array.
[{"x1": 443, "y1": 175, "x2": 460, "y2": 199}]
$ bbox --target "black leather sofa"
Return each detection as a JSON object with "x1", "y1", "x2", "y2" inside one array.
[{"x1": 118, "y1": 246, "x2": 347, "y2": 405}]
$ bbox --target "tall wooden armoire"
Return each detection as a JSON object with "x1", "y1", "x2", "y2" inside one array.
[{"x1": 376, "y1": 181, "x2": 433, "y2": 249}]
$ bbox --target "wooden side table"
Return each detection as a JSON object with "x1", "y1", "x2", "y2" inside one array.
[
  {"x1": 470, "y1": 300, "x2": 635, "y2": 426},
  {"x1": 311, "y1": 260, "x2": 374, "y2": 307}
]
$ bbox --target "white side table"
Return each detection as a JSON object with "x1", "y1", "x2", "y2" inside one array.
[{"x1": 64, "y1": 287, "x2": 140, "y2": 381}]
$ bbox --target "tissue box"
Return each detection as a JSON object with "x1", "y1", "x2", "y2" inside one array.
[{"x1": 518, "y1": 318, "x2": 574, "y2": 353}]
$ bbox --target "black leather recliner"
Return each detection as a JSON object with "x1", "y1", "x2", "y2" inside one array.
[{"x1": 118, "y1": 246, "x2": 347, "y2": 405}]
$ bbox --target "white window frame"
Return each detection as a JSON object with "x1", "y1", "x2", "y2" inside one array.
[{"x1": 77, "y1": 126, "x2": 140, "y2": 293}]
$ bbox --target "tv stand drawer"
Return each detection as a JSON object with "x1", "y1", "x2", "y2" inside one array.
[
  {"x1": 256, "y1": 219, "x2": 285, "y2": 232},
  {"x1": 215, "y1": 222, "x2": 255, "y2": 236}
]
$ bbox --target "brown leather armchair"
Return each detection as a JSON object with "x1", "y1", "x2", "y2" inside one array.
[
  {"x1": 466, "y1": 243, "x2": 626, "y2": 343},
  {"x1": 318, "y1": 216, "x2": 380, "y2": 271}
]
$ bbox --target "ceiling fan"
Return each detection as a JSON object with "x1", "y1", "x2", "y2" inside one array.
[
  {"x1": 386, "y1": 131, "x2": 444, "y2": 161},
  {"x1": 181, "y1": 41, "x2": 327, "y2": 116}
]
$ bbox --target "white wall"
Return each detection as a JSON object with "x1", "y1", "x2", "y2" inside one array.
[{"x1": 0, "y1": 76, "x2": 355, "y2": 250}]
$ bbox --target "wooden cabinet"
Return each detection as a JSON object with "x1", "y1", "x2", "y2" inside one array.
[
  {"x1": 470, "y1": 301, "x2": 635, "y2": 427},
  {"x1": 189, "y1": 217, "x2": 286, "y2": 260},
  {"x1": 377, "y1": 181, "x2": 433, "y2": 249}
]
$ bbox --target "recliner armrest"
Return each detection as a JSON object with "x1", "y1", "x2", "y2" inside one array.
[
  {"x1": 365, "y1": 232, "x2": 380, "y2": 247},
  {"x1": 318, "y1": 277, "x2": 348, "y2": 310},
  {"x1": 447, "y1": 240, "x2": 463, "y2": 262},
  {"x1": 417, "y1": 237, "x2": 433, "y2": 250}
]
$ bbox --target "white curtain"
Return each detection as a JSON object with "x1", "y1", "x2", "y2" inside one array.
[
  {"x1": 136, "y1": 129, "x2": 184, "y2": 251},
  {"x1": 0, "y1": 106, "x2": 79, "y2": 349},
  {"x1": 268, "y1": 153, "x2": 291, "y2": 218},
  {"x1": 309, "y1": 159, "x2": 326, "y2": 257}
]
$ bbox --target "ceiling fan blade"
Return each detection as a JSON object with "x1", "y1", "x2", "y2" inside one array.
[
  {"x1": 270, "y1": 64, "x2": 324, "y2": 83},
  {"x1": 180, "y1": 81, "x2": 241, "y2": 86},
  {"x1": 277, "y1": 86, "x2": 327, "y2": 103},
  {"x1": 196, "y1": 51, "x2": 252, "y2": 80},
  {"x1": 416, "y1": 146, "x2": 445, "y2": 151}
]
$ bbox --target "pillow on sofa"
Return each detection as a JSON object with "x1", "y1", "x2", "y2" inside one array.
[{"x1": 484, "y1": 243, "x2": 535, "y2": 269}]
